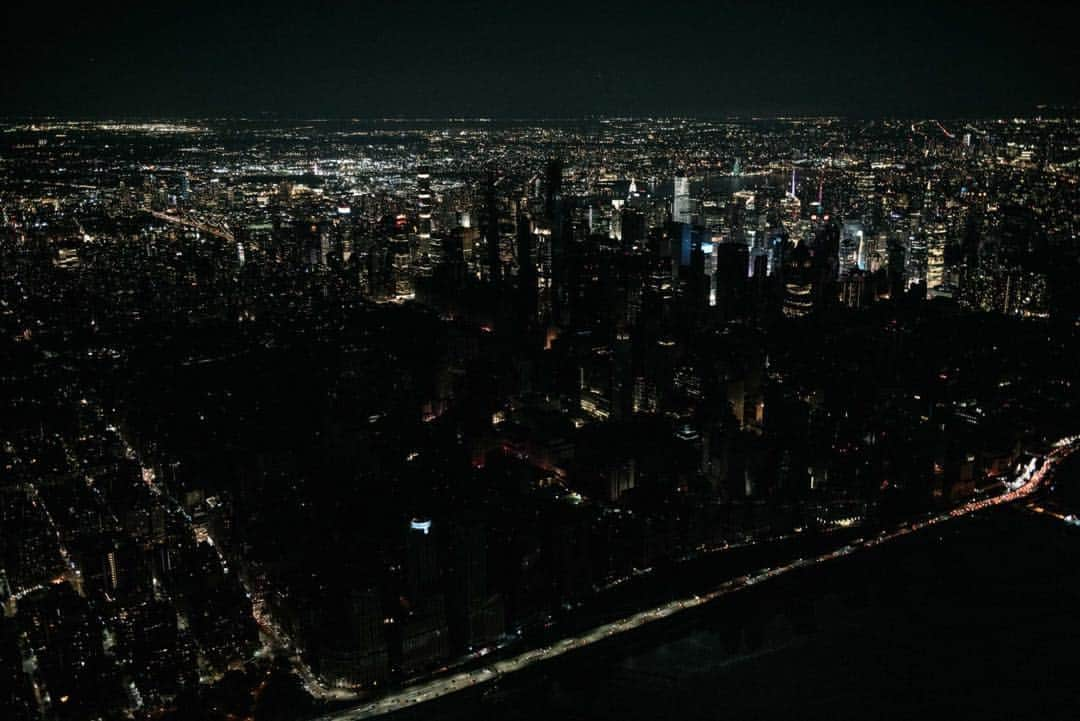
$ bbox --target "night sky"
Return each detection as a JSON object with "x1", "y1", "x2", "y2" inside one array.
[{"x1": 3, "y1": 0, "x2": 1078, "y2": 118}]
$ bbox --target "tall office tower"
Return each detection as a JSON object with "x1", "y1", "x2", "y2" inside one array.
[
  {"x1": 314, "y1": 586, "x2": 391, "y2": 687},
  {"x1": 406, "y1": 517, "x2": 439, "y2": 600},
  {"x1": 841, "y1": 269, "x2": 871, "y2": 309},
  {"x1": 545, "y1": 159, "x2": 567, "y2": 325},
  {"x1": 673, "y1": 171, "x2": 691, "y2": 224},
  {"x1": 766, "y1": 233, "x2": 787, "y2": 277},
  {"x1": 867, "y1": 232, "x2": 887, "y2": 272},
  {"x1": 856, "y1": 232, "x2": 870, "y2": 272},
  {"x1": 780, "y1": 169, "x2": 801, "y2": 222},
  {"x1": 687, "y1": 229, "x2": 710, "y2": 311},
  {"x1": 348, "y1": 588, "x2": 390, "y2": 684},
  {"x1": 813, "y1": 222, "x2": 841, "y2": 307},
  {"x1": 905, "y1": 232, "x2": 928, "y2": 287},
  {"x1": 401, "y1": 518, "x2": 449, "y2": 674},
  {"x1": 545, "y1": 159, "x2": 563, "y2": 220},
  {"x1": 665, "y1": 221, "x2": 694, "y2": 270},
  {"x1": 922, "y1": 179, "x2": 940, "y2": 222},
  {"x1": 714, "y1": 242, "x2": 750, "y2": 321},
  {"x1": 620, "y1": 207, "x2": 646, "y2": 248},
  {"x1": 300, "y1": 221, "x2": 332, "y2": 267},
  {"x1": 701, "y1": 241, "x2": 718, "y2": 306},
  {"x1": 484, "y1": 171, "x2": 501, "y2": 285},
  {"x1": 516, "y1": 207, "x2": 538, "y2": 336},
  {"x1": 417, "y1": 168, "x2": 433, "y2": 241},
  {"x1": 854, "y1": 170, "x2": 876, "y2": 226},
  {"x1": 445, "y1": 518, "x2": 499, "y2": 649},
  {"x1": 392, "y1": 238, "x2": 413, "y2": 297},
  {"x1": 839, "y1": 220, "x2": 864, "y2": 279},
  {"x1": 438, "y1": 227, "x2": 466, "y2": 289},
  {"x1": 783, "y1": 240, "x2": 815, "y2": 318},
  {"x1": 888, "y1": 238, "x2": 907, "y2": 300},
  {"x1": 611, "y1": 331, "x2": 634, "y2": 421},
  {"x1": 926, "y1": 223, "x2": 948, "y2": 294}
]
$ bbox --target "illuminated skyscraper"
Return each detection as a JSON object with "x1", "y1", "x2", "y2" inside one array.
[
  {"x1": 673, "y1": 171, "x2": 691, "y2": 224},
  {"x1": 783, "y1": 240, "x2": 815, "y2": 318},
  {"x1": 905, "y1": 232, "x2": 928, "y2": 287},
  {"x1": 926, "y1": 223, "x2": 947, "y2": 294},
  {"x1": 780, "y1": 169, "x2": 801, "y2": 221},
  {"x1": 839, "y1": 220, "x2": 864, "y2": 279},
  {"x1": 417, "y1": 168, "x2": 433, "y2": 241}
]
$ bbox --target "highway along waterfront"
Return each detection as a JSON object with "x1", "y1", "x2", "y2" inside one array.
[{"x1": 315, "y1": 438, "x2": 1078, "y2": 721}]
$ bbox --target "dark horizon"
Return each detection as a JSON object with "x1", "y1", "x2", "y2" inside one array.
[
  {"x1": 2, "y1": 110, "x2": 1077, "y2": 122},
  {"x1": 4, "y1": 0, "x2": 1078, "y2": 119}
]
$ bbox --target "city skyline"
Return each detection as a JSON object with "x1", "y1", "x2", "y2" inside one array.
[
  {"x1": 3, "y1": 112, "x2": 1079, "y2": 720},
  {"x1": 2, "y1": 3, "x2": 1080, "y2": 720}
]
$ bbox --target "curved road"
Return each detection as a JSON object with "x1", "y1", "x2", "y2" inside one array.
[{"x1": 316, "y1": 436, "x2": 1078, "y2": 721}]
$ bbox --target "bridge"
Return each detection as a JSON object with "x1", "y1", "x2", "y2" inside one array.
[{"x1": 143, "y1": 208, "x2": 235, "y2": 242}]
